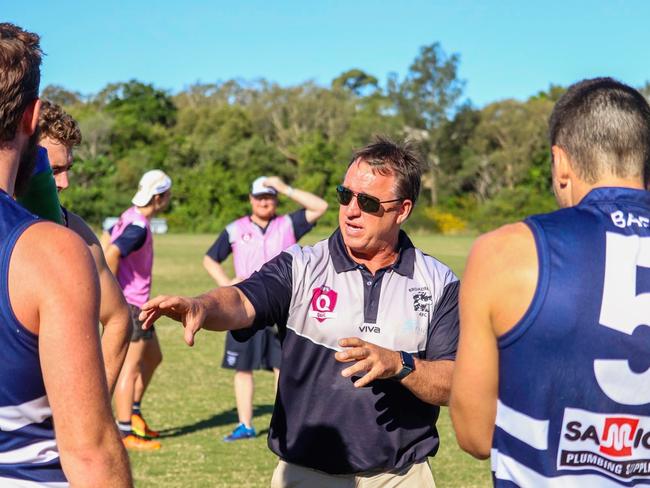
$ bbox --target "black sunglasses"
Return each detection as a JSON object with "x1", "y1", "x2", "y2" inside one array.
[{"x1": 336, "y1": 185, "x2": 403, "y2": 213}]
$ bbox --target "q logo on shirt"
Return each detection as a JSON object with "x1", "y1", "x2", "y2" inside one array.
[{"x1": 309, "y1": 286, "x2": 338, "y2": 323}]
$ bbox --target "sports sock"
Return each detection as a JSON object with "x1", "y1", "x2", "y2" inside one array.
[
  {"x1": 117, "y1": 420, "x2": 132, "y2": 437},
  {"x1": 132, "y1": 402, "x2": 141, "y2": 416}
]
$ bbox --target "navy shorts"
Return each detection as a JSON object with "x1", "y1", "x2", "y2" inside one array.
[
  {"x1": 128, "y1": 304, "x2": 156, "y2": 342},
  {"x1": 221, "y1": 328, "x2": 281, "y2": 371}
]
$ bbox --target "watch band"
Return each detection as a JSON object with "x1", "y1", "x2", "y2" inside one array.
[{"x1": 393, "y1": 351, "x2": 415, "y2": 380}]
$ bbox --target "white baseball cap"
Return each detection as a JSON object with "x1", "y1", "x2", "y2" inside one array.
[
  {"x1": 132, "y1": 169, "x2": 172, "y2": 206},
  {"x1": 250, "y1": 176, "x2": 277, "y2": 196}
]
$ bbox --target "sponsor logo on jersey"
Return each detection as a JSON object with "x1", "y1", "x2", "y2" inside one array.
[
  {"x1": 308, "y1": 286, "x2": 338, "y2": 322},
  {"x1": 557, "y1": 408, "x2": 650, "y2": 481},
  {"x1": 358, "y1": 324, "x2": 381, "y2": 334},
  {"x1": 241, "y1": 232, "x2": 253, "y2": 243}
]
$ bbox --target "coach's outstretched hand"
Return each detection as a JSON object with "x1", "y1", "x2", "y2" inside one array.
[
  {"x1": 140, "y1": 287, "x2": 256, "y2": 346},
  {"x1": 140, "y1": 295, "x2": 207, "y2": 346}
]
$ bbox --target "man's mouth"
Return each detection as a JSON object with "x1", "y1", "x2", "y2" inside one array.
[{"x1": 344, "y1": 221, "x2": 363, "y2": 235}]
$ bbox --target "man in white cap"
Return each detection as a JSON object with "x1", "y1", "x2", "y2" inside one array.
[
  {"x1": 204, "y1": 176, "x2": 327, "y2": 441},
  {"x1": 103, "y1": 169, "x2": 172, "y2": 450}
]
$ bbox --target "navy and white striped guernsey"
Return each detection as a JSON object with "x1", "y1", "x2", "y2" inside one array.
[
  {"x1": 493, "y1": 187, "x2": 650, "y2": 487},
  {"x1": 0, "y1": 191, "x2": 67, "y2": 487}
]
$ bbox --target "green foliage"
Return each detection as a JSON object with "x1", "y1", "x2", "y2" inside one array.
[
  {"x1": 474, "y1": 187, "x2": 557, "y2": 232},
  {"x1": 46, "y1": 41, "x2": 567, "y2": 234},
  {"x1": 332, "y1": 69, "x2": 379, "y2": 96}
]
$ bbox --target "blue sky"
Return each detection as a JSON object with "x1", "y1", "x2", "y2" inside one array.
[{"x1": 5, "y1": 0, "x2": 649, "y2": 107}]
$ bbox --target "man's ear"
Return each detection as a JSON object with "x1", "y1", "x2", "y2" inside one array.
[
  {"x1": 396, "y1": 199, "x2": 413, "y2": 225},
  {"x1": 21, "y1": 98, "x2": 41, "y2": 136},
  {"x1": 551, "y1": 145, "x2": 571, "y2": 189}
]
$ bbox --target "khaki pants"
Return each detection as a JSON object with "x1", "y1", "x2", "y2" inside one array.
[{"x1": 271, "y1": 459, "x2": 436, "y2": 488}]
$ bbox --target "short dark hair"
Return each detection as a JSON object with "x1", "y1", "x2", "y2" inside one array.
[
  {"x1": 549, "y1": 77, "x2": 650, "y2": 183},
  {"x1": 38, "y1": 100, "x2": 82, "y2": 147},
  {"x1": 0, "y1": 23, "x2": 42, "y2": 143},
  {"x1": 351, "y1": 136, "x2": 424, "y2": 205}
]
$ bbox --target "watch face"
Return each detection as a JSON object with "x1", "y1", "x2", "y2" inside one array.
[
  {"x1": 394, "y1": 351, "x2": 414, "y2": 380},
  {"x1": 401, "y1": 351, "x2": 415, "y2": 370}
]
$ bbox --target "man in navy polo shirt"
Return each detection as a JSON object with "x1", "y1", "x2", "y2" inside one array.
[{"x1": 141, "y1": 137, "x2": 459, "y2": 487}]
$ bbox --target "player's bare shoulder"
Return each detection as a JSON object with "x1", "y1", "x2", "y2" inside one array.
[
  {"x1": 66, "y1": 210, "x2": 101, "y2": 247},
  {"x1": 464, "y1": 222, "x2": 538, "y2": 336},
  {"x1": 14, "y1": 220, "x2": 97, "y2": 277},
  {"x1": 9, "y1": 221, "x2": 99, "y2": 333},
  {"x1": 65, "y1": 209, "x2": 106, "y2": 269},
  {"x1": 472, "y1": 222, "x2": 534, "y2": 260}
]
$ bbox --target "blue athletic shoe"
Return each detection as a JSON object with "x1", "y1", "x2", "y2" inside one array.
[{"x1": 223, "y1": 423, "x2": 256, "y2": 442}]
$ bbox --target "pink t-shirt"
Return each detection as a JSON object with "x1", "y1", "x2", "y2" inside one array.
[
  {"x1": 227, "y1": 215, "x2": 297, "y2": 279},
  {"x1": 110, "y1": 206, "x2": 153, "y2": 307}
]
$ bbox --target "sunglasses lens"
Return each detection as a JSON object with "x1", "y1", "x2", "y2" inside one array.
[
  {"x1": 357, "y1": 194, "x2": 380, "y2": 213},
  {"x1": 336, "y1": 185, "x2": 353, "y2": 205}
]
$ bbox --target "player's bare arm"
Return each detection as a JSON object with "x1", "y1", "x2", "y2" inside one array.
[
  {"x1": 263, "y1": 176, "x2": 328, "y2": 223},
  {"x1": 104, "y1": 240, "x2": 121, "y2": 275},
  {"x1": 450, "y1": 222, "x2": 537, "y2": 459},
  {"x1": 67, "y1": 210, "x2": 131, "y2": 394},
  {"x1": 335, "y1": 337, "x2": 454, "y2": 404},
  {"x1": 202, "y1": 255, "x2": 242, "y2": 286},
  {"x1": 10, "y1": 222, "x2": 132, "y2": 487},
  {"x1": 139, "y1": 287, "x2": 257, "y2": 346}
]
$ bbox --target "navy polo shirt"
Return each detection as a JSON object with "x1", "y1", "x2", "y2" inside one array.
[{"x1": 235, "y1": 228, "x2": 459, "y2": 474}]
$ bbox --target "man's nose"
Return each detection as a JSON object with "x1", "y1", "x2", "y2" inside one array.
[
  {"x1": 56, "y1": 171, "x2": 69, "y2": 191},
  {"x1": 344, "y1": 195, "x2": 362, "y2": 217}
]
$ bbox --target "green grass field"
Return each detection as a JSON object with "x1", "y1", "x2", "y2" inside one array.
[{"x1": 127, "y1": 231, "x2": 492, "y2": 487}]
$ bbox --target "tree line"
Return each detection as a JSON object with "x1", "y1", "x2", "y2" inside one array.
[{"x1": 47, "y1": 42, "x2": 646, "y2": 234}]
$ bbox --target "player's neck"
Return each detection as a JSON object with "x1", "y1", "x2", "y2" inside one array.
[
  {"x1": 346, "y1": 234, "x2": 401, "y2": 275},
  {"x1": 573, "y1": 176, "x2": 645, "y2": 205},
  {"x1": 250, "y1": 214, "x2": 273, "y2": 228},
  {"x1": 135, "y1": 205, "x2": 155, "y2": 219},
  {"x1": 0, "y1": 147, "x2": 20, "y2": 196}
]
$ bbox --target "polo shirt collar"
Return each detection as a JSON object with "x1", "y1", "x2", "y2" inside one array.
[{"x1": 328, "y1": 228, "x2": 416, "y2": 278}]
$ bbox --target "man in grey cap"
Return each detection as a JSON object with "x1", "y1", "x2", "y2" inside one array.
[{"x1": 204, "y1": 176, "x2": 327, "y2": 441}]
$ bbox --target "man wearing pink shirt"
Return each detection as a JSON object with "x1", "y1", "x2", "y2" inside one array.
[
  {"x1": 203, "y1": 176, "x2": 327, "y2": 441},
  {"x1": 103, "y1": 169, "x2": 171, "y2": 450}
]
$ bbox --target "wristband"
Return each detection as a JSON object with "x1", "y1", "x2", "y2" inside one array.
[{"x1": 286, "y1": 186, "x2": 295, "y2": 197}]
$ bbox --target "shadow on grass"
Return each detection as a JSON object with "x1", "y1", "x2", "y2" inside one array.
[{"x1": 157, "y1": 404, "x2": 275, "y2": 439}]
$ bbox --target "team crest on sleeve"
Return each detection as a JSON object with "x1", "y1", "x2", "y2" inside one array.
[
  {"x1": 558, "y1": 408, "x2": 650, "y2": 481},
  {"x1": 308, "y1": 286, "x2": 338, "y2": 323}
]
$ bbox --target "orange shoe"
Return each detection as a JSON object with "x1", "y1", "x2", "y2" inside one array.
[
  {"x1": 122, "y1": 434, "x2": 161, "y2": 451},
  {"x1": 131, "y1": 413, "x2": 159, "y2": 438}
]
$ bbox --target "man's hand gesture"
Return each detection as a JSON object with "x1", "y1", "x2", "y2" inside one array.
[
  {"x1": 262, "y1": 176, "x2": 287, "y2": 193},
  {"x1": 335, "y1": 337, "x2": 402, "y2": 387},
  {"x1": 139, "y1": 295, "x2": 208, "y2": 346}
]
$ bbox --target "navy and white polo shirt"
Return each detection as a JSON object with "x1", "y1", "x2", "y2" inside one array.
[{"x1": 235, "y1": 228, "x2": 459, "y2": 474}]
